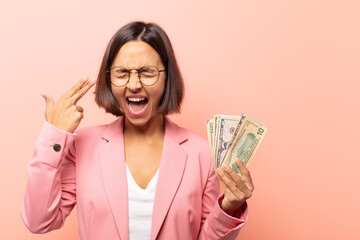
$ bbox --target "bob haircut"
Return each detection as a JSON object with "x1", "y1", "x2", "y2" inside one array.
[{"x1": 95, "y1": 21, "x2": 184, "y2": 117}]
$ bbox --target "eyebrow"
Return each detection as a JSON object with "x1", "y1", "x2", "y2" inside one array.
[
  {"x1": 113, "y1": 65, "x2": 157, "y2": 69},
  {"x1": 114, "y1": 68, "x2": 128, "y2": 72}
]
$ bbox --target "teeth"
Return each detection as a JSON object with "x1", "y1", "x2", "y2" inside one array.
[
  {"x1": 128, "y1": 97, "x2": 145, "y2": 102},
  {"x1": 128, "y1": 102, "x2": 148, "y2": 113}
]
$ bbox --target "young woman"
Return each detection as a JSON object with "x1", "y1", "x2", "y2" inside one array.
[{"x1": 21, "y1": 21, "x2": 254, "y2": 240}]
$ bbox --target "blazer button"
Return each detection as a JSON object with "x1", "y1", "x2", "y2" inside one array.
[{"x1": 53, "y1": 143, "x2": 61, "y2": 152}]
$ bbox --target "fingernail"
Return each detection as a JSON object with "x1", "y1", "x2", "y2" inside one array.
[{"x1": 224, "y1": 165, "x2": 229, "y2": 170}]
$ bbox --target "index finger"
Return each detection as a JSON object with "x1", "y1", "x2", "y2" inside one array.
[
  {"x1": 71, "y1": 79, "x2": 96, "y2": 104},
  {"x1": 235, "y1": 158, "x2": 250, "y2": 176},
  {"x1": 63, "y1": 76, "x2": 90, "y2": 99}
]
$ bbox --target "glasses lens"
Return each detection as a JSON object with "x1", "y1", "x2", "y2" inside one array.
[
  {"x1": 111, "y1": 67, "x2": 129, "y2": 86},
  {"x1": 139, "y1": 66, "x2": 159, "y2": 85}
]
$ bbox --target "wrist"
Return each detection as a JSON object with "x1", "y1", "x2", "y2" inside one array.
[{"x1": 220, "y1": 198, "x2": 244, "y2": 216}]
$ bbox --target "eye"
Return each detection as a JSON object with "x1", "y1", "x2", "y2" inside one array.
[
  {"x1": 113, "y1": 68, "x2": 129, "y2": 78},
  {"x1": 140, "y1": 67, "x2": 157, "y2": 77}
]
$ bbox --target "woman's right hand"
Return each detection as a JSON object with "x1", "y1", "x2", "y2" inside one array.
[{"x1": 41, "y1": 76, "x2": 96, "y2": 133}]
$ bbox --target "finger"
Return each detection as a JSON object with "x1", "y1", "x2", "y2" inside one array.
[
  {"x1": 63, "y1": 76, "x2": 90, "y2": 99},
  {"x1": 41, "y1": 93, "x2": 54, "y2": 115},
  {"x1": 216, "y1": 167, "x2": 228, "y2": 190},
  {"x1": 223, "y1": 164, "x2": 243, "y2": 184},
  {"x1": 71, "y1": 79, "x2": 96, "y2": 104},
  {"x1": 216, "y1": 169, "x2": 237, "y2": 199},
  {"x1": 217, "y1": 171, "x2": 235, "y2": 196},
  {"x1": 222, "y1": 164, "x2": 251, "y2": 192},
  {"x1": 216, "y1": 167, "x2": 239, "y2": 194},
  {"x1": 235, "y1": 158, "x2": 255, "y2": 192},
  {"x1": 78, "y1": 112, "x2": 84, "y2": 119},
  {"x1": 217, "y1": 167, "x2": 251, "y2": 204},
  {"x1": 76, "y1": 105, "x2": 84, "y2": 113},
  {"x1": 221, "y1": 165, "x2": 252, "y2": 194},
  {"x1": 235, "y1": 158, "x2": 250, "y2": 176}
]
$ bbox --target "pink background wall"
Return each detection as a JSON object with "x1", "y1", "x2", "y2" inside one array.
[{"x1": 1, "y1": 0, "x2": 359, "y2": 239}]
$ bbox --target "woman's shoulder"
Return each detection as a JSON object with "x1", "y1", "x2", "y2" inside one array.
[
  {"x1": 172, "y1": 122, "x2": 214, "y2": 171},
  {"x1": 180, "y1": 127, "x2": 207, "y2": 145},
  {"x1": 167, "y1": 119, "x2": 210, "y2": 154},
  {"x1": 166, "y1": 118, "x2": 207, "y2": 144},
  {"x1": 75, "y1": 117, "x2": 121, "y2": 139}
]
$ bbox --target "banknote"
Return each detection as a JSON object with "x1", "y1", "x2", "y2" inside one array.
[
  {"x1": 221, "y1": 116, "x2": 267, "y2": 173},
  {"x1": 213, "y1": 115, "x2": 219, "y2": 163},
  {"x1": 213, "y1": 115, "x2": 241, "y2": 168},
  {"x1": 220, "y1": 114, "x2": 246, "y2": 163},
  {"x1": 213, "y1": 115, "x2": 219, "y2": 161},
  {"x1": 207, "y1": 114, "x2": 267, "y2": 171},
  {"x1": 206, "y1": 119, "x2": 215, "y2": 163}
]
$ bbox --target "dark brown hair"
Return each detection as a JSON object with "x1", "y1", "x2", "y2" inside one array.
[{"x1": 95, "y1": 21, "x2": 184, "y2": 116}]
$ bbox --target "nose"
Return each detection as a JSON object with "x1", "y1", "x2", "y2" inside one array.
[{"x1": 126, "y1": 70, "x2": 142, "y2": 91}]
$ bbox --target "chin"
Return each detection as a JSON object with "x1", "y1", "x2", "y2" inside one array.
[
  {"x1": 125, "y1": 116, "x2": 151, "y2": 126},
  {"x1": 124, "y1": 110, "x2": 162, "y2": 128}
]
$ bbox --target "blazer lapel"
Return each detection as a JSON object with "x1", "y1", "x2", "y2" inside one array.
[
  {"x1": 99, "y1": 117, "x2": 129, "y2": 240},
  {"x1": 151, "y1": 117, "x2": 188, "y2": 240},
  {"x1": 99, "y1": 116, "x2": 188, "y2": 240}
]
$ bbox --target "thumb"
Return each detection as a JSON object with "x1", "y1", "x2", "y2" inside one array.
[{"x1": 41, "y1": 93, "x2": 54, "y2": 115}]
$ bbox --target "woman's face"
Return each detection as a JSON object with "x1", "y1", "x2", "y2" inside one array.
[{"x1": 111, "y1": 40, "x2": 166, "y2": 127}]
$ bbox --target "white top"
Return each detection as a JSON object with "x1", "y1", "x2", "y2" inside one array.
[{"x1": 126, "y1": 163, "x2": 159, "y2": 240}]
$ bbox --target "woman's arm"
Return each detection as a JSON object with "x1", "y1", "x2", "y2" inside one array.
[
  {"x1": 21, "y1": 122, "x2": 77, "y2": 233},
  {"x1": 198, "y1": 158, "x2": 249, "y2": 239},
  {"x1": 21, "y1": 77, "x2": 94, "y2": 233}
]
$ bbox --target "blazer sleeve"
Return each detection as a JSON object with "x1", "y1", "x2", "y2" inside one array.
[
  {"x1": 198, "y1": 159, "x2": 249, "y2": 240},
  {"x1": 21, "y1": 121, "x2": 77, "y2": 233}
]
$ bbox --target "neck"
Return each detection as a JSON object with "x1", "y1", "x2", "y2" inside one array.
[{"x1": 123, "y1": 114, "x2": 165, "y2": 139}]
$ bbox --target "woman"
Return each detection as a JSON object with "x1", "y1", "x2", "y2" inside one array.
[{"x1": 21, "y1": 21, "x2": 254, "y2": 240}]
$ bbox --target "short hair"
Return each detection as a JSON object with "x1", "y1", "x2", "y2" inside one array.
[{"x1": 95, "y1": 21, "x2": 184, "y2": 117}]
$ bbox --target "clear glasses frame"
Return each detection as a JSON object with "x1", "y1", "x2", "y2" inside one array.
[{"x1": 107, "y1": 65, "x2": 166, "y2": 87}]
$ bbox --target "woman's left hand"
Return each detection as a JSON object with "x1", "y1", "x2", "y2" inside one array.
[{"x1": 216, "y1": 158, "x2": 254, "y2": 216}]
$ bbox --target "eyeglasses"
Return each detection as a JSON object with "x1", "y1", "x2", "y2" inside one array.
[{"x1": 107, "y1": 65, "x2": 166, "y2": 87}]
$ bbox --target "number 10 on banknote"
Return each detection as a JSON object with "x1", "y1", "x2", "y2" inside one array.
[{"x1": 206, "y1": 114, "x2": 267, "y2": 173}]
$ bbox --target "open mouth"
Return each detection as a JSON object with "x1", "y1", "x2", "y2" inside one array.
[{"x1": 127, "y1": 97, "x2": 149, "y2": 113}]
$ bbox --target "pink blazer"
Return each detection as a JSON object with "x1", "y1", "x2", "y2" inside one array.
[{"x1": 21, "y1": 116, "x2": 248, "y2": 239}]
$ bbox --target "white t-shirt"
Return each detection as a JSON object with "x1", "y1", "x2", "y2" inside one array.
[{"x1": 126, "y1": 163, "x2": 159, "y2": 240}]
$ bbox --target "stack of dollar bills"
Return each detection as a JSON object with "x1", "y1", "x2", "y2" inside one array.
[{"x1": 207, "y1": 114, "x2": 267, "y2": 173}]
